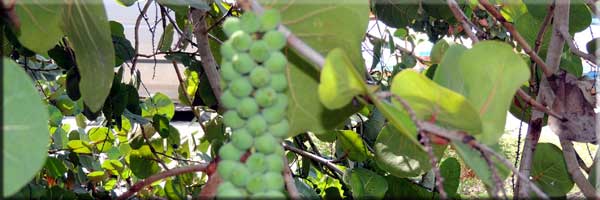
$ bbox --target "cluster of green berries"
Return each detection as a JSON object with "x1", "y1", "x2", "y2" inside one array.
[{"x1": 216, "y1": 9, "x2": 290, "y2": 199}]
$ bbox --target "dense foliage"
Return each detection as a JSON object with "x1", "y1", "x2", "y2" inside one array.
[{"x1": 1, "y1": 0, "x2": 599, "y2": 199}]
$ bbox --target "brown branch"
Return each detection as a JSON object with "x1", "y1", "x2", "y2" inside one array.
[
  {"x1": 516, "y1": 92, "x2": 546, "y2": 198},
  {"x1": 480, "y1": 150, "x2": 503, "y2": 198},
  {"x1": 516, "y1": 89, "x2": 564, "y2": 120},
  {"x1": 389, "y1": 93, "x2": 447, "y2": 199},
  {"x1": 159, "y1": 6, "x2": 199, "y2": 48},
  {"x1": 558, "y1": 28, "x2": 598, "y2": 64},
  {"x1": 116, "y1": 164, "x2": 208, "y2": 200},
  {"x1": 479, "y1": 0, "x2": 553, "y2": 77},
  {"x1": 560, "y1": 139, "x2": 598, "y2": 198},
  {"x1": 283, "y1": 157, "x2": 300, "y2": 199},
  {"x1": 447, "y1": 0, "x2": 479, "y2": 42},
  {"x1": 416, "y1": 121, "x2": 549, "y2": 199},
  {"x1": 533, "y1": 4, "x2": 554, "y2": 55},
  {"x1": 171, "y1": 61, "x2": 209, "y2": 135},
  {"x1": 544, "y1": 1, "x2": 569, "y2": 74},
  {"x1": 586, "y1": 0, "x2": 599, "y2": 16},
  {"x1": 575, "y1": 150, "x2": 591, "y2": 173},
  {"x1": 130, "y1": 0, "x2": 154, "y2": 74},
  {"x1": 365, "y1": 33, "x2": 428, "y2": 64},
  {"x1": 283, "y1": 143, "x2": 343, "y2": 175},
  {"x1": 191, "y1": 9, "x2": 223, "y2": 107},
  {"x1": 199, "y1": 174, "x2": 222, "y2": 200}
]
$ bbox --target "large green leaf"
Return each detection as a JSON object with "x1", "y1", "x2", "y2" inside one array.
[
  {"x1": 384, "y1": 176, "x2": 434, "y2": 199},
  {"x1": 115, "y1": 0, "x2": 137, "y2": 6},
  {"x1": 433, "y1": 44, "x2": 467, "y2": 94},
  {"x1": 440, "y1": 157, "x2": 460, "y2": 197},
  {"x1": 260, "y1": 0, "x2": 370, "y2": 136},
  {"x1": 15, "y1": 0, "x2": 65, "y2": 55},
  {"x1": 63, "y1": 0, "x2": 116, "y2": 112},
  {"x1": 344, "y1": 168, "x2": 388, "y2": 199},
  {"x1": 372, "y1": 0, "x2": 421, "y2": 29},
  {"x1": 531, "y1": 143, "x2": 574, "y2": 197},
  {"x1": 129, "y1": 154, "x2": 161, "y2": 179},
  {"x1": 375, "y1": 126, "x2": 430, "y2": 178},
  {"x1": 3, "y1": 59, "x2": 50, "y2": 197},
  {"x1": 391, "y1": 70, "x2": 482, "y2": 134},
  {"x1": 524, "y1": 0, "x2": 591, "y2": 34},
  {"x1": 459, "y1": 41, "x2": 530, "y2": 144},
  {"x1": 452, "y1": 142, "x2": 510, "y2": 189},
  {"x1": 141, "y1": 92, "x2": 175, "y2": 120},
  {"x1": 318, "y1": 48, "x2": 366, "y2": 109}
]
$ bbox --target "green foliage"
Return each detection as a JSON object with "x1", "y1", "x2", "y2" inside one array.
[
  {"x1": 344, "y1": 168, "x2": 388, "y2": 199},
  {"x1": 531, "y1": 143, "x2": 574, "y2": 197},
  {"x1": 3, "y1": 59, "x2": 50, "y2": 197},
  {"x1": 318, "y1": 48, "x2": 366, "y2": 110},
  {"x1": 375, "y1": 126, "x2": 431, "y2": 177}
]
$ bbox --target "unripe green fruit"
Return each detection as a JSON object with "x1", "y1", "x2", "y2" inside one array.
[
  {"x1": 217, "y1": 160, "x2": 241, "y2": 180},
  {"x1": 240, "y1": 12, "x2": 261, "y2": 33},
  {"x1": 220, "y1": 41, "x2": 236, "y2": 60},
  {"x1": 249, "y1": 67, "x2": 271, "y2": 88},
  {"x1": 232, "y1": 53, "x2": 255, "y2": 74},
  {"x1": 219, "y1": 143, "x2": 244, "y2": 161},
  {"x1": 246, "y1": 174, "x2": 266, "y2": 194},
  {"x1": 265, "y1": 154, "x2": 284, "y2": 172},
  {"x1": 254, "y1": 87, "x2": 277, "y2": 107},
  {"x1": 221, "y1": 90, "x2": 239, "y2": 110},
  {"x1": 229, "y1": 78, "x2": 253, "y2": 97},
  {"x1": 262, "y1": 105, "x2": 285, "y2": 124},
  {"x1": 249, "y1": 41, "x2": 271, "y2": 62},
  {"x1": 217, "y1": 185, "x2": 245, "y2": 199},
  {"x1": 264, "y1": 30, "x2": 286, "y2": 50},
  {"x1": 269, "y1": 119, "x2": 289, "y2": 138},
  {"x1": 222, "y1": 18, "x2": 241, "y2": 37},
  {"x1": 263, "y1": 172, "x2": 285, "y2": 191},
  {"x1": 231, "y1": 128, "x2": 253, "y2": 150},
  {"x1": 270, "y1": 74, "x2": 288, "y2": 92},
  {"x1": 264, "y1": 52, "x2": 287, "y2": 73},
  {"x1": 223, "y1": 111, "x2": 245, "y2": 129},
  {"x1": 220, "y1": 61, "x2": 240, "y2": 82},
  {"x1": 247, "y1": 115, "x2": 267, "y2": 136},
  {"x1": 231, "y1": 31, "x2": 253, "y2": 51},
  {"x1": 237, "y1": 97, "x2": 259, "y2": 118},
  {"x1": 255, "y1": 134, "x2": 278, "y2": 154},
  {"x1": 245, "y1": 153, "x2": 266, "y2": 173},
  {"x1": 260, "y1": 9, "x2": 282, "y2": 31},
  {"x1": 231, "y1": 166, "x2": 251, "y2": 187}
]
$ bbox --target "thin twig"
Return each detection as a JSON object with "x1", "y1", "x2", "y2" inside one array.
[
  {"x1": 159, "y1": 6, "x2": 199, "y2": 48},
  {"x1": 479, "y1": 0, "x2": 553, "y2": 77},
  {"x1": 559, "y1": 28, "x2": 598, "y2": 64},
  {"x1": 283, "y1": 143, "x2": 343, "y2": 175},
  {"x1": 447, "y1": 0, "x2": 479, "y2": 42},
  {"x1": 116, "y1": 164, "x2": 208, "y2": 200},
  {"x1": 171, "y1": 61, "x2": 209, "y2": 135},
  {"x1": 283, "y1": 157, "x2": 300, "y2": 199},
  {"x1": 516, "y1": 89, "x2": 564, "y2": 120},
  {"x1": 140, "y1": 125, "x2": 170, "y2": 170},
  {"x1": 130, "y1": 0, "x2": 154, "y2": 74},
  {"x1": 365, "y1": 33, "x2": 428, "y2": 64}
]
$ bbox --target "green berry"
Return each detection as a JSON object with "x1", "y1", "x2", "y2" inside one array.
[
  {"x1": 222, "y1": 17, "x2": 241, "y2": 37},
  {"x1": 263, "y1": 30, "x2": 286, "y2": 50},
  {"x1": 264, "y1": 52, "x2": 287, "y2": 73},
  {"x1": 255, "y1": 134, "x2": 278, "y2": 154},
  {"x1": 231, "y1": 31, "x2": 253, "y2": 51},
  {"x1": 237, "y1": 97, "x2": 259, "y2": 118},
  {"x1": 229, "y1": 78, "x2": 253, "y2": 97},
  {"x1": 231, "y1": 166, "x2": 251, "y2": 187},
  {"x1": 263, "y1": 171, "x2": 284, "y2": 191},
  {"x1": 223, "y1": 111, "x2": 245, "y2": 129},
  {"x1": 262, "y1": 106, "x2": 285, "y2": 124},
  {"x1": 231, "y1": 128, "x2": 253, "y2": 150},
  {"x1": 260, "y1": 9, "x2": 281, "y2": 31},
  {"x1": 220, "y1": 61, "x2": 240, "y2": 81},
  {"x1": 217, "y1": 185, "x2": 245, "y2": 198},
  {"x1": 232, "y1": 53, "x2": 255, "y2": 74},
  {"x1": 249, "y1": 41, "x2": 271, "y2": 62},
  {"x1": 219, "y1": 143, "x2": 244, "y2": 161},
  {"x1": 240, "y1": 12, "x2": 261, "y2": 33},
  {"x1": 246, "y1": 153, "x2": 267, "y2": 173},
  {"x1": 265, "y1": 154, "x2": 284, "y2": 172},
  {"x1": 217, "y1": 160, "x2": 240, "y2": 180},
  {"x1": 221, "y1": 90, "x2": 239, "y2": 110},
  {"x1": 246, "y1": 174, "x2": 266, "y2": 194},
  {"x1": 270, "y1": 74, "x2": 288, "y2": 92},
  {"x1": 220, "y1": 41, "x2": 236, "y2": 60},
  {"x1": 269, "y1": 119, "x2": 289, "y2": 138},
  {"x1": 249, "y1": 67, "x2": 271, "y2": 88},
  {"x1": 247, "y1": 115, "x2": 267, "y2": 136},
  {"x1": 254, "y1": 87, "x2": 277, "y2": 107}
]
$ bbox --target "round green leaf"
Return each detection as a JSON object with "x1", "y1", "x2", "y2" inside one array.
[
  {"x1": 141, "y1": 92, "x2": 175, "y2": 120},
  {"x1": 15, "y1": 1, "x2": 64, "y2": 55},
  {"x1": 375, "y1": 126, "x2": 430, "y2": 178},
  {"x1": 3, "y1": 59, "x2": 50, "y2": 197},
  {"x1": 318, "y1": 48, "x2": 366, "y2": 109},
  {"x1": 344, "y1": 168, "x2": 388, "y2": 199},
  {"x1": 531, "y1": 143, "x2": 574, "y2": 197}
]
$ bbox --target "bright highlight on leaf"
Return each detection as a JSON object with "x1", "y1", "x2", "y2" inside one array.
[{"x1": 318, "y1": 48, "x2": 366, "y2": 110}]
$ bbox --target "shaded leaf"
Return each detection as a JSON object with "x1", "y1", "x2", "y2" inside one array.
[
  {"x1": 531, "y1": 143, "x2": 574, "y2": 197},
  {"x1": 318, "y1": 48, "x2": 366, "y2": 109},
  {"x1": 141, "y1": 92, "x2": 175, "y2": 120},
  {"x1": 375, "y1": 126, "x2": 430, "y2": 178},
  {"x1": 337, "y1": 130, "x2": 370, "y2": 162},
  {"x1": 344, "y1": 168, "x2": 388, "y2": 199},
  {"x1": 15, "y1": 1, "x2": 64, "y2": 55}
]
